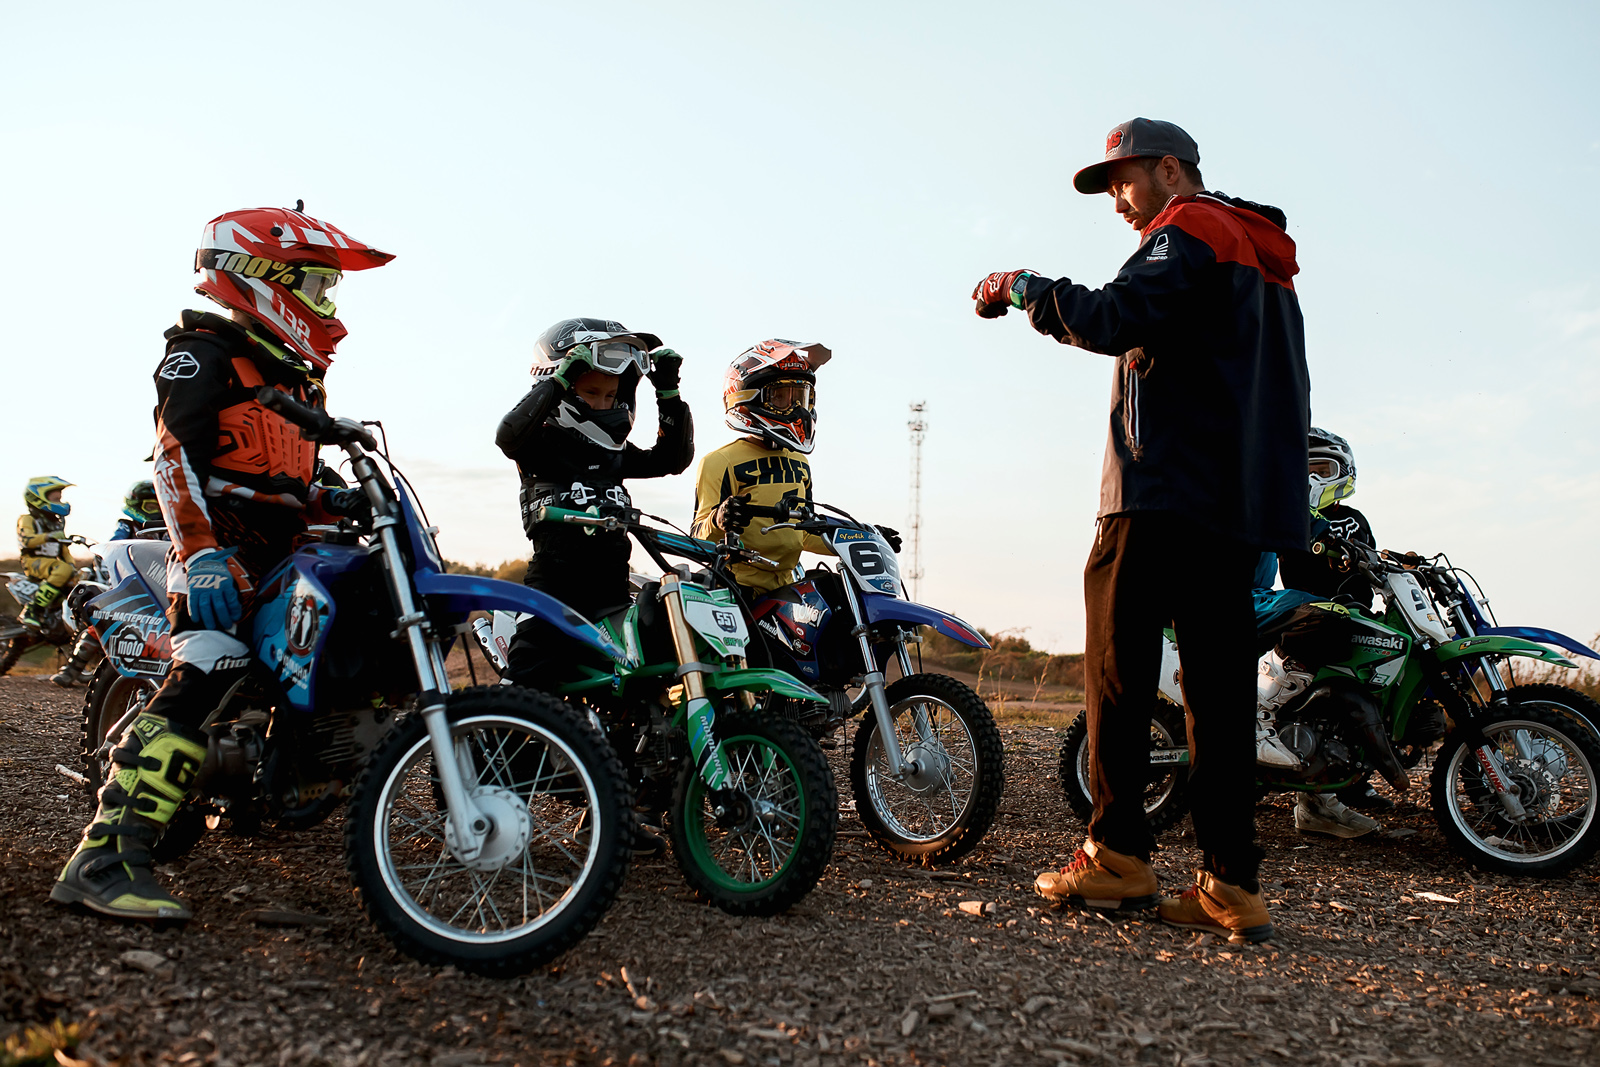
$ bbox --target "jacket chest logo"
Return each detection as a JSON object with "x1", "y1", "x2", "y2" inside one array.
[{"x1": 732, "y1": 455, "x2": 810, "y2": 489}]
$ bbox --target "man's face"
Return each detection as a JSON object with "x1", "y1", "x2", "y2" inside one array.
[{"x1": 1106, "y1": 158, "x2": 1174, "y2": 234}]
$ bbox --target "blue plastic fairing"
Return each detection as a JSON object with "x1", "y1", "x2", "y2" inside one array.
[
  {"x1": 413, "y1": 571, "x2": 624, "y2": 663},
  {"x1": 860, "y1": 593, "x2": 990, "y2": 649}
]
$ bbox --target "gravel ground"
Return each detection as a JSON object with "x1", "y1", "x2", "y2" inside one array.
[{"x1": 3, "y1": 673, "x2": 1598, "y2": 1067}]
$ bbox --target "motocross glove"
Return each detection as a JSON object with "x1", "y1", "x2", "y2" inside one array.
[
  {"x1": 875, "y1": 525, "x2": 903, "y2": 553},
  {"x1": 972, "y1": 269, "x2": 1038, "y2": 318},
  {"x1": 553, "y1": 344, "x2": 595, "y2": 389},
  {"x1": 185, "y1": 547, "x2": 244, "y2": 632},
  {"x1": 647, "y1": 348, "x2": 683, "y2": 396},
  {"x1": 714, "y1": 493, "x2": 753, "y2": 536}
]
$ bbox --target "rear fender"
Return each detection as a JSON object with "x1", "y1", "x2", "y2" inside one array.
[
  {"x1": 413, "y1": 572, "x2": 624, "y2": 664},
  {"x1": 1436, "y1": 634, "x2": 1577, "y2": 669},
  {"x1": 860, "y1": 593, "x2": 990, "y2": 649}
]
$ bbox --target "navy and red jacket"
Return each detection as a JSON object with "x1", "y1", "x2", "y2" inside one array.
[{"x1": 1021, "y1": 192, "x2": 1311, "y2": 553}]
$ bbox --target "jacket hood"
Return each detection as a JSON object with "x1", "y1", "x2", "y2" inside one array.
[{"x1": 1154, "y1": 192, "x2": 1299, "y2": 287}]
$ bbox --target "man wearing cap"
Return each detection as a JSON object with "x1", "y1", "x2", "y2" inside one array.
[{"x1": 972, "y1": 118, "x2": 1311, "y2": 943}]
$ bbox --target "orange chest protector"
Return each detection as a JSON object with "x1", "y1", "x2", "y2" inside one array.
[{"x1": 210, "y1": 357, "x2": 317, "y2": 484}]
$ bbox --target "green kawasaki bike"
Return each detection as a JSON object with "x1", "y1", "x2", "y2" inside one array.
[
  {"x1": 476, "y1": 505, "x2": 838, "y2": 915},
  {"x1": 1060, "y1": 533, "x2": 1600, "y2": 876}
]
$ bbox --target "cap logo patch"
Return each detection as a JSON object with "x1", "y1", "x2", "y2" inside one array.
[{"x1": 1106, "y1": 130, "x2": 1124, "y2": 153}]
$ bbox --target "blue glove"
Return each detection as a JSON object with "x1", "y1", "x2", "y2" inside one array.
[{"x1": 186, "y1": 548, "x2": 243, "y2": 631}]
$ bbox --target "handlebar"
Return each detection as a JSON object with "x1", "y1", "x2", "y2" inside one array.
[
  {"x1": 535, "y1": 505, "x2": 782, "y2": 571},
  {"x1": 255, "y1": 387, "x2": 377, "y2": 449}
]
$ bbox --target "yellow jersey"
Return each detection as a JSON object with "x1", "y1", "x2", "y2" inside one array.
[{"x1": 691, "y1": 437, "x2": 833, "y2": 592}]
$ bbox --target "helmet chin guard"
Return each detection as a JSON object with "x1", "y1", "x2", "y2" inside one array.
[{"x1": 553, "y1": 396, "x2": 635, "y2": 451}]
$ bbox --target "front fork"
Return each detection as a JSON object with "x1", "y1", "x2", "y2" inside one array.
[
  {"x1": 658, "y1": 574, "x2": 733, "y2": 791},
  {"x1": 358, "y1": 451, "x2": 491, "y2": 864},
  {"x1": 838, "y1": 579, "x2": 923, "y2": 779},
  {"x1": 1456, "y1": 647, "x2": 1531, "y2": 819}
]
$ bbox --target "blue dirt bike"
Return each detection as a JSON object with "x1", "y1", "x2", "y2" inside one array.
[
  {"x1": 735, "y1": 498, "x2": 1005, "y2": 865},
  {"x1": 77, "y1": 388, "x2": 634, "y2": 976}
]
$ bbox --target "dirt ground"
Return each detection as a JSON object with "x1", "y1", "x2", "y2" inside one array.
[{"x1": 3, "y1": 674, "x2": 1598, "y2": 1067}]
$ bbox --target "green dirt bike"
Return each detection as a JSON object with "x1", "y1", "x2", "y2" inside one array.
[
  {"x1": 1059, "y1": 533, "x2": 1600, "y2": 876},
  {"x1": 475, "y1": 504, "x2": 838, "y2": 916}
]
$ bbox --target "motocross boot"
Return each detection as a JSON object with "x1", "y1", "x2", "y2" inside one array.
[
  {"x1": 21, "y1": 581, "x2": 64, "y2": 632},
  {"x1": 1157, "y1": 871, "x2": 1275, "y2": 944},
  {"x1": 50, "y1": 711, "x2": 206, "y2": 921},
  {"x1": 51, "y1": 631, "x2": 101, "y2": 688},
  {"x1": 1294, "y1": 792, "x2": 1380, "y2": 838},
  {"x1": 1034, "y1": 839, "x2": 1159, "y2": 911}
]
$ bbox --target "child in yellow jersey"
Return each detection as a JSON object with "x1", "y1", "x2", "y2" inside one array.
[{"x1": 691, "y1": 340, "x2": 901, "y2": 592}]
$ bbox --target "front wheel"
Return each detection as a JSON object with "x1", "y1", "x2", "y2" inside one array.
[
  {"x1": 1431, "y1": 699, "x2": 1600, "y2": 876},
  {"x1": 670, "y1": 715, "x2": 837, "y2": 916},
  {"x1": 1058, "y1": 699, "x2": 1190, "y2": 834},
  {"x1": 849, "y1": 674, "x2": 1005, "y2": 865},
  {"x1": 346, "y1": 686, "x2": 634, "y2": 976}
]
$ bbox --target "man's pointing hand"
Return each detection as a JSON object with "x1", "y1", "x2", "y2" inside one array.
[{"x1": 972, "y1": 270, "x2": 1037, "y2": 318}]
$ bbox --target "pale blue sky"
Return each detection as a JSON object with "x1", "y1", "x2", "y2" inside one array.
[{"x1": 4, "y1": 2, "x2": 1597, "y2": 652}]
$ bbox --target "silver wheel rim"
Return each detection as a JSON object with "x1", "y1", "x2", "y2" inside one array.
[
  {"x1": 1444, "y1": 715, "x2": 1597, "y2": 865},
  {"x1": 863, "y1": 694, "x2": 977, "y2": 844},
  {"x1": 1075, "y1": 710, "x2": 1181, "y2": 816},
  {"x1": 373, "y1": 713, "x2": 603, "y2": 945}
]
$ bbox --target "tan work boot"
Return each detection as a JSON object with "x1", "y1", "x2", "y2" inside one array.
[
  {"x1": 1034, "y1": 839, "x2": 1159, "y2": 911},
  {"x1": 1157, "y1": 871, "x2": 1274, "y2": 944}
]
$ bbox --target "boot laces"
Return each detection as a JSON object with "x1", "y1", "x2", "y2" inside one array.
[{"x1": 1058, "y1": 849, "x2": 1094, "y2": 875}]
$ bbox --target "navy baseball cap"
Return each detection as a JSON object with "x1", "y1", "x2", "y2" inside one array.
[{"x1": 1073, "y1": 118, "x2": 1200, "y2": 195}]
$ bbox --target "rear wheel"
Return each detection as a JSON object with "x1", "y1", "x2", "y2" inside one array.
[
  {"x1": 849, "y1": 674, "x2": 1004, "y2": 865},
  {"x1": 1432, "y1": 698, "x2": 1600, "y2": 876},
  {"x1": 1058, "y1": 699, "x2": 1190, "y2": 834},
  {"x1": 347, "y1": 686, "x2": 634, "y2": 976},
  {"x1": 671, "y1": 715, "x2": 837, "y2": 916}
]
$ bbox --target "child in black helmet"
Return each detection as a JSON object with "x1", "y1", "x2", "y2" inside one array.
[{"x1": 495, "y1": 317, "x2": 694, "y2": 691}]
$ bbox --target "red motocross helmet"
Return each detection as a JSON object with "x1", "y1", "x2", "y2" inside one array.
[
  {"x1": 193, "y1": 205, "x2": 394, "y2": 371},
  {"x1": 723, "y1": 339, "x2": 832, "y2": 454}
]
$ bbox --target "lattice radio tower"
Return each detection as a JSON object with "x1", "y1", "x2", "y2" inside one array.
[{"x1": 907, "y1": 402, "x2": 927, "y2": 601}]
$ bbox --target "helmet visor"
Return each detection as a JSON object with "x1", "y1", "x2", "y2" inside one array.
[
  {"x1": 759, "y1": 380, "x2": 813, "y2": 414},
  {"x1": 588, "y1": 341, "x2": 649, "y2": 375}
]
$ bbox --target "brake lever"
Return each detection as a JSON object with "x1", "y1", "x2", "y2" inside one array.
[{"x1": 760, "y1": 522, "x2": 799, "y2": 534}]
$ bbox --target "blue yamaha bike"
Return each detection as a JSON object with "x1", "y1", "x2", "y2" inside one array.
[
  {"x1": 738, "y1": 499, "x2": 1005, "y2": 864},
  {"x1": 77, "y1": 389, "x2": 633, "y2": 976}
]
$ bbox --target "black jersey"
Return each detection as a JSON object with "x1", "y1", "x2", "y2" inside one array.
[{"x1": 1279, "y1": 502, "x2": 1376, "y2": 604}]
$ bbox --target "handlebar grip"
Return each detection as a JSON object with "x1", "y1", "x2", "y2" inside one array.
[
  {"x1": 256, "y1": 386, "x2": 335, "y2": 439},
  {"x1": 742, "y1": 504, "x2": 789, "y2": 520}
]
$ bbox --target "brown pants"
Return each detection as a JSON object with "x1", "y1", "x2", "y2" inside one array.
[{"x1": 1084, "y1": 512, "x2": 1265, "y2": 887}]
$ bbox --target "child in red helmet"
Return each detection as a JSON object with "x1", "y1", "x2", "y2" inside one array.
[{"x1": 50, "y1": 206, "x2": 391, "y2": 923}]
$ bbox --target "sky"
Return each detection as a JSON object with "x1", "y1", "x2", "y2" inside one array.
[{"x1": 3, "y1": 2, "x2": 1597, "y2": 654}]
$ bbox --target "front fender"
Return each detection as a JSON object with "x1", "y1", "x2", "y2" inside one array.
[
  {"x1": 1436, "y1": 633, "x2": 1577, "y2": 669},
  {"x1": 413, "y1": 571, "x2": 622, "y2": 662},
  {"x1": 1478, "y1": 626, "x2": 1599, "y2": 662},
  {"x1": 705, "y1": 667, "x2": 827, "y2": 704},
  {"x1": 860, "y1": 594, "x2": 990, "y2": 649}
]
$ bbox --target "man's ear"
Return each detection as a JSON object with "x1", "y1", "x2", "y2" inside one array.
[{"x1": 1159, "y1": 155, "x2": 1184, "y2": 191}]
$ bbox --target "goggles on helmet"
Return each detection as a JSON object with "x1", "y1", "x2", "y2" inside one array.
[
  {"x1": 757, "y1": 379, "x2": 813, "y2": 414},
  {"x1": 1309, "y1": 457, "x2": 1344, "y2": 480},
  {"x1": 195, "y1": 250, "x2": 342, "y2": 318},
  {"x1": 585, "y1": 340, "x2": 650, "y2": 375}
]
